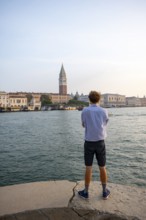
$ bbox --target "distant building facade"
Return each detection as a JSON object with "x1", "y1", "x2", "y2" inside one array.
[
  {"x1": 126, "y1": 97, "x2": 141, "y2": 107},
  {"x1": 49, "y1": 93, "x2": 71, "y2": 104},
  {"x1": 0, "y1": 92, "x2": 41, "y2": 111},
  {"x1": 140, "y1": 96, "x2": 146, "y2": 107},
  {"x1": 9, "y1": 93, "x2": 28, "y2": 110},
  {"x1": 102, "y1": 93, "x2": 126, "y2": 107},
  {"x1": 78, "y1": 94, "x2": 89, "y2": 103},
  {"x1": 28, "y1": 94, "x2": 41, "y2": 110},
  {"x1": 0, "y1": 91, "x2": 9, "y2": 108}
]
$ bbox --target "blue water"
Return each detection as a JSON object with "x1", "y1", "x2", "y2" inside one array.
[{"x1": 0, "y1": 107, "x2": 146, "y2": 187}]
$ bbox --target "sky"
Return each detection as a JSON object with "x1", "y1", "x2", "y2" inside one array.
[{"x1": 0, "y1": 0, "x2": 146, "y2": 97}]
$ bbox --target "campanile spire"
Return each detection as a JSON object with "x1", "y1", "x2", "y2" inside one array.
[{"x1": 59, "y1": 64, "x2": 67, "y2": 95}]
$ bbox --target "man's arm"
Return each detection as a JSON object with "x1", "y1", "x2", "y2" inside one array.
[
  {"x1": 104, "y1": 109, "x2": 109, "y2": 125},
  {"x1": 81, "y1": 110, "x2": 85, "y2": 127}
]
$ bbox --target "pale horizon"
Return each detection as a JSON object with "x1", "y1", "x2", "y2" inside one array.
[{"x1": 0, "y1": 0, "x2": 146, "y2": 97}]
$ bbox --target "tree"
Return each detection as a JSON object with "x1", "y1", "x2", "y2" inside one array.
[
  {"x1": 26, "y1": 94, "x2": 33, "y2": 103},
  {"x1": 41, "y1": 95, "x2": 52, "y2": 106},
  {"x1": 68, "y1": 99, "x2": 88, "y2": 107}
]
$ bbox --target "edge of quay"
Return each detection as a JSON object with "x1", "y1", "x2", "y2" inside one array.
[{"x1": 0, "y1": 180, "x2": 146, "y2": 220}]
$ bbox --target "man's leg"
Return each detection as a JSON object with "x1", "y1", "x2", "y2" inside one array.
[
  {"x1": 99, "y1": 166, "x2": 110, "y2": 199},
  {"x1": 78, "y1": 141, "x2": 94, "y2": 199},
  {"x1": 84, "y1": 166, "x2": 92, "y2": 193},
  {"x1": 99, "y1": 166, "x2": 107, "y2": 191},
  {"x1": 78, "y1": 166, "x2": 92, "y2": 199}
]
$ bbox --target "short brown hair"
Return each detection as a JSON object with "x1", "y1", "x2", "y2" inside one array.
[{"x1": 88, "y1": 91, "x2": 101, "y2": 103}]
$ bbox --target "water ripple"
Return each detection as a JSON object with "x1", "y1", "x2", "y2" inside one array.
[{"x1": 0, "y1": 108, "x2": 146, "y2": 187}]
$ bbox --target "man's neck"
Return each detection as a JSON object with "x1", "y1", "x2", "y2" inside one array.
[{"x1": 90, "y1": 102, "x2": 98, "y2": 106}]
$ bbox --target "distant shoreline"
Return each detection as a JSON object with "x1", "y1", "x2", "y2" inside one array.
[{"x1": 1, "y1": 105, "x2": 146, "y2": 113}]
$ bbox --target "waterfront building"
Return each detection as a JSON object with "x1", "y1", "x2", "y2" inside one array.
[
  {"x1": 78, "y1": 94, "x2": 89, "y2": 103},
  {"x1": 5, "y1": 92, "x2": 41, "y2": 111},
  {"x1": 102, "y1": 93, "x2": 126, "y2": 107},
  {"x1": 49, "y1": 93, "x2": 71, "y2": 104},
  {"x1": 140, "y1": 96, "x2": 146, "y2": 107},
  {"x1": 28, "y1": 94, "x2": 41, "y2": 110},
  {"x1": 9, "y1": 93, "x2": 27, "y2": 111},
  {"x1": 0, "y1": 91, "x2": 9, "y2": 108},
  {"x1": 126, "y1": 97, "x2": 141, "y2": 107}
]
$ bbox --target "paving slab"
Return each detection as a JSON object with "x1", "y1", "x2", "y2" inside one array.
[
  {"x1": 0, "y1": 180, "x2": 75, "y2": 216},
  {"x1": 72, "y1": 181, "x2": 146, "y2": 220}
]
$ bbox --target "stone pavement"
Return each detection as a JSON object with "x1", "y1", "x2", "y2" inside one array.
[
  {"x1": 0, "y1": 207, "x2": 140, "y2": 220},
  {"x1": 0, "y1": 180, "x2": 74, "y2": 215},
  {"x1": 0, "y1": 180, "x2": 146, "y2": 220}
]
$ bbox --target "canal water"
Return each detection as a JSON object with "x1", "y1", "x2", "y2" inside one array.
[{"x1": 0, "y1": 107, "x2": 146, "y2": 187}]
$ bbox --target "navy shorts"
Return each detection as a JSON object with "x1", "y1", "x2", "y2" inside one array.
[{"x1": 84, "y1": 140, "x2": 106, "y2": 167}]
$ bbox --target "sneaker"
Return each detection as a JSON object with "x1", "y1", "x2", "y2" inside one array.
[
  {"x1": 103, "y1": 189, "x2": 110, "y2": 200},
  {"x1": 78, "y1": 189, "x2": 89, "y2": 199}
]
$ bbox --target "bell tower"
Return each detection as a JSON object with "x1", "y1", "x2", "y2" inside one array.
[{"x1": 59, "y1": 64, "x2": 67, "y2": 95}]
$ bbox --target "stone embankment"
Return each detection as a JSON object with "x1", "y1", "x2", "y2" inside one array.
[{"x1": 0, "y1": 180, "x2": 146, "y2": 220}]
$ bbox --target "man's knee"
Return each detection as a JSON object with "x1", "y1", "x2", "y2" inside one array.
[
  {"x1": 99, "y1": 166, "x2": 106, "y2": 171},
  {"x1": 86, "y1": 166, "x2": 92, "y2": 171}
]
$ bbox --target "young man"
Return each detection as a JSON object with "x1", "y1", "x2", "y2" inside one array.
[{"x1": 78, "y1": 91, "x2": 110, "y2": 200}]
